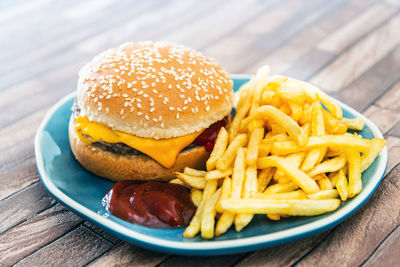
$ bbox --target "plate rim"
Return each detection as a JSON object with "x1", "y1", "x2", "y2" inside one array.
[{"x1": 35, "y1": 74, "x2": 388, "y2": 254}]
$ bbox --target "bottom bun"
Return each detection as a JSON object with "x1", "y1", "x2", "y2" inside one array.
[{"x1": 69, "y1": 116, "x2": 210, "y2": 182}]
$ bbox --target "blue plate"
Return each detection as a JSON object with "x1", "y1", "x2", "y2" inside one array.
[{"x1": 35, "y1": 74, "x2": 387, "y2": 255}]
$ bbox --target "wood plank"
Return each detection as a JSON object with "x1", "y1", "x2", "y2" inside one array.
[
  {"x1": 317, "y1": 1, "x2": 399, "y2": 53},
  {"x1": 160, "y1": 0, "x2": 271, "y2": 50},
  {"x1": 250, "y1": 0, "x2": 375, "y2": 75},
  {"x1": 376, "y1": 80, "x2": 400, "y2": 112},
  {"x1": 0, "y1": 107, "x2": 49, "y2": 174},
  {"x1": 363, "y1": 105, "x2": 400, "y2": 134},
  {"x1": 335, "y1": 45, "x2": 400, "y2": 112},
  {"x1": 0, "y1": 0, "x2": 161, "y2": 91},
  {"x1": 0, "y1": 182, "x2": 55, "y2": 234},
  {"x1": 83, "y1": 221, "x2": 121, "y2": 245},
  {"x1": 76, "y1": 0, "x2": 216, "y2": 54},
  {"x1": 386, "y1": 136, "x2": 400, "y2": 174},
  {"x1": 284, "y1": 49, "x2": 335, "y2": 80},
  {"x1": 310, "y1": 13, "x2": 400, "y2": 92},
  {"x1": 387, "y1": 122, "x2": 400, "y2": 138},
  {"x1": 159, "y1": 253, "x2": 247, "y2": 267},
  {"x1": 235, "y1": 232, "x2": 329, "y2": 267},
  {"x1": 363, "y1": 225, "x2": 400, "y2": 266},
  {"x1": 0, "y1": 204, "x2": 82, "y2": 266},
  {"x1": 89, "y1": 242, "x2": 168, "y2": 266},
  {"x1": 202, "y1": 0, "x2": 338, "y2": 74},
  {"x1": 0, "y1": 157, "x2": 39, "y2": 201},
  {"x1": 14, "y1": 225, "x2": 113, "y2": 267},
  {"x1": 294, "y1": 165, "x2": 400, "y2": 266}
]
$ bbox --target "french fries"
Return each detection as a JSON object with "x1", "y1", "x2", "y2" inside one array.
[
  {"x1": 206, "y1": 128, "x2": 229, "y2": 171},
  {"x1": 174, "y1": 65, "x2": 385, "y2": 239},
  {"x1": 220, "y1": 199, "x2": 341, "y2": 216}
]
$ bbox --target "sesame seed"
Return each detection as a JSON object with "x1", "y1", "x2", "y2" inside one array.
[{"x1": 169, "y1": 106, "x2": 175, "y2": 111}]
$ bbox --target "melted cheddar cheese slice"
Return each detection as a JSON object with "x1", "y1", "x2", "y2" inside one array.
[{"x1": 75, "y1": 116, "x2": 203, "y2": 168}]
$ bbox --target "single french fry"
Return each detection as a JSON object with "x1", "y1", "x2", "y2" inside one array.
[
  {"x1": 235, "y1": 166, "x2": 257, "y2": 231},
  {"x1": 298, "y1": 103, "x2": 312, "y2": 125},
  {"x1": 220, "y1": 199, "x2": 341, "y2": 216},
  {"x1": 307, "y1": 189, "x2": 338, "y2": 200},
  {"x1": 206, "y1": 127, "x2": 229, "y2": 171},
  {"x1": 257, "y1": 156, "x2": 319, "y2": 194},
  {"x1": 271, "y1": 135, "x2": 373, "y2": 156},
  {"x1": 201, "y1": 188, "x2": 222, "y2": 239},
  {"x1": 205, "y1": 168, "x2": 233, "y2": 180},
  {"x1": 215, "y1": 178, "x2": 235, "y2": 236},
  {"x1": 267, "y1": 214, "x2": 281, "y2": 220},
  {"x1": 264, "y1": 182, "x2": 299, "y2": 194},
  {"x1": 346, "y1": 149, "x2": 362, "y2": 198},
  {"x1": 341, "y1": 117, "x2": 364, "y2": 131},
  {"x1": 250, "y1": 65, "x2": 271, "y2": 114},
  {"x1": 336, "y1": 170, "x2": 348, "y2": 201},
  {"x1": 216, "y1": 177, "x2": 232, "y2": 213},
  {"x1": 361, "y1": 138, "x2": 386, "y2": 172},
  {"x1": 216, "y1": 134, "x2": 248, "y2": 171},
  {"x1": 183, "y1": 180, "x2": 217, "y2": 238},
  {"x1": 191, "y1": 188, "x2": 203, "y2": 207},
  {"x1": 169, "y1": 178, "x2": 185, "y2": 185},
  {"x1": 215, "y1": 212, "x2": 235, "y2": 236},
  {"x1": 252, "y1": 190, "x2": 306, "y2": 200},
  {"x1": 231, "y1": 147, "x2": 246, "y2": 199},
  {"x1": 257, "y1": 168, "x2": 275, "y2": 192},
  {"x1": 229, "y1": 101, "x2": 251, "y2": 141},
  {"x1": 307, "y1": 154, "x2": 347, "y2": 177},
  {"x1": 184, "y1": 167, "x2": 207, "y2": 177},
  {"x1": 247, "y1": 127, "x2": 265, "y2": 165},
  {"x1": 174, "y1": 172, "x2": 205, "y2": 189}
]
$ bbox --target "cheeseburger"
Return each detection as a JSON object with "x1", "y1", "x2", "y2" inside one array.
[{"x1": 69, "y1": 41, "x2": 234, "y2": 181}]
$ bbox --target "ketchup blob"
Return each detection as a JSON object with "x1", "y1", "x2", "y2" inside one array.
[
  {"x1": 102, "y1": 181, "x2": 196, "y2": 228},
  {"x1": 193, "y1": 117, "x2": 228, "y2": 151}
]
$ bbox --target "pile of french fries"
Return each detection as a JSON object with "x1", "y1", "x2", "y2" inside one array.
[{"x1": 171, "y1": 66, "x2": 386, "y2": 239}]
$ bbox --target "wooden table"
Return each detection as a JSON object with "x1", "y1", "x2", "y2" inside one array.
[{"x1": 1, "y1": 0, "x2": 400, "y2": 265}]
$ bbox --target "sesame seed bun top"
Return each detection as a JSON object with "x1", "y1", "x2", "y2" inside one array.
[{"x1": 76, "y1": 41, "x2": 234, "y2": 139}]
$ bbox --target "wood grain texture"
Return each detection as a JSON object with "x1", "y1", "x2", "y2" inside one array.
[
  {"x1": 363, "y1": 225, "x2": 400, "y2": 267},
  {"x1": 89, "y1": 242, "x2": 168, "y2": 267},
  {"x1": 317, "y1": 1, "x2": 399, "y2": 53},
  {"x1": 83, "y1": 221, "x2": 121, "y2": 245},
  {"x1": 388, "y1": 122, "x2": 400, "y2": 138},
  {"x1": 1, "y1": 0, "x2": 399, "y2": 265},
  {"x1": 335, "y1": 45, "x2": 400, "y2": 112},
  {"x1": 0, "y1": 157, "x2": 39, "y2": 201},
  {"x1": 386, "y1": 136, "x2": 400, "y2": 174},
  {"x1": 376, "y1": 80, "x2": 400, "y2": 112},
  {"x1": 252, "y1": 0, "x2": 375, "y2": 76},
  {"x1": 363, "y1": 105, "x2": 400, "y2": 134},
  {"x1": 0, "y1": 205, "x2": 82, "y2": 266},
  {"x1": 0, "y1": 182, "x2": 55, "y2": 234},
  {"x1": 295, "y1": 166, "x2": 400, "y2": 267},
  {"x1": 235, "y1": 232, "x2": 329, "y2": 267},
  {"x1": 14, "y1": 226, "x2": 113, "y2": 267},
  {"x1": 159, "y1": 253, "x2": 247, "y2": 267},
  {"x1": 311, "y1": 12, "x2": 400, "y2": 92}
]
